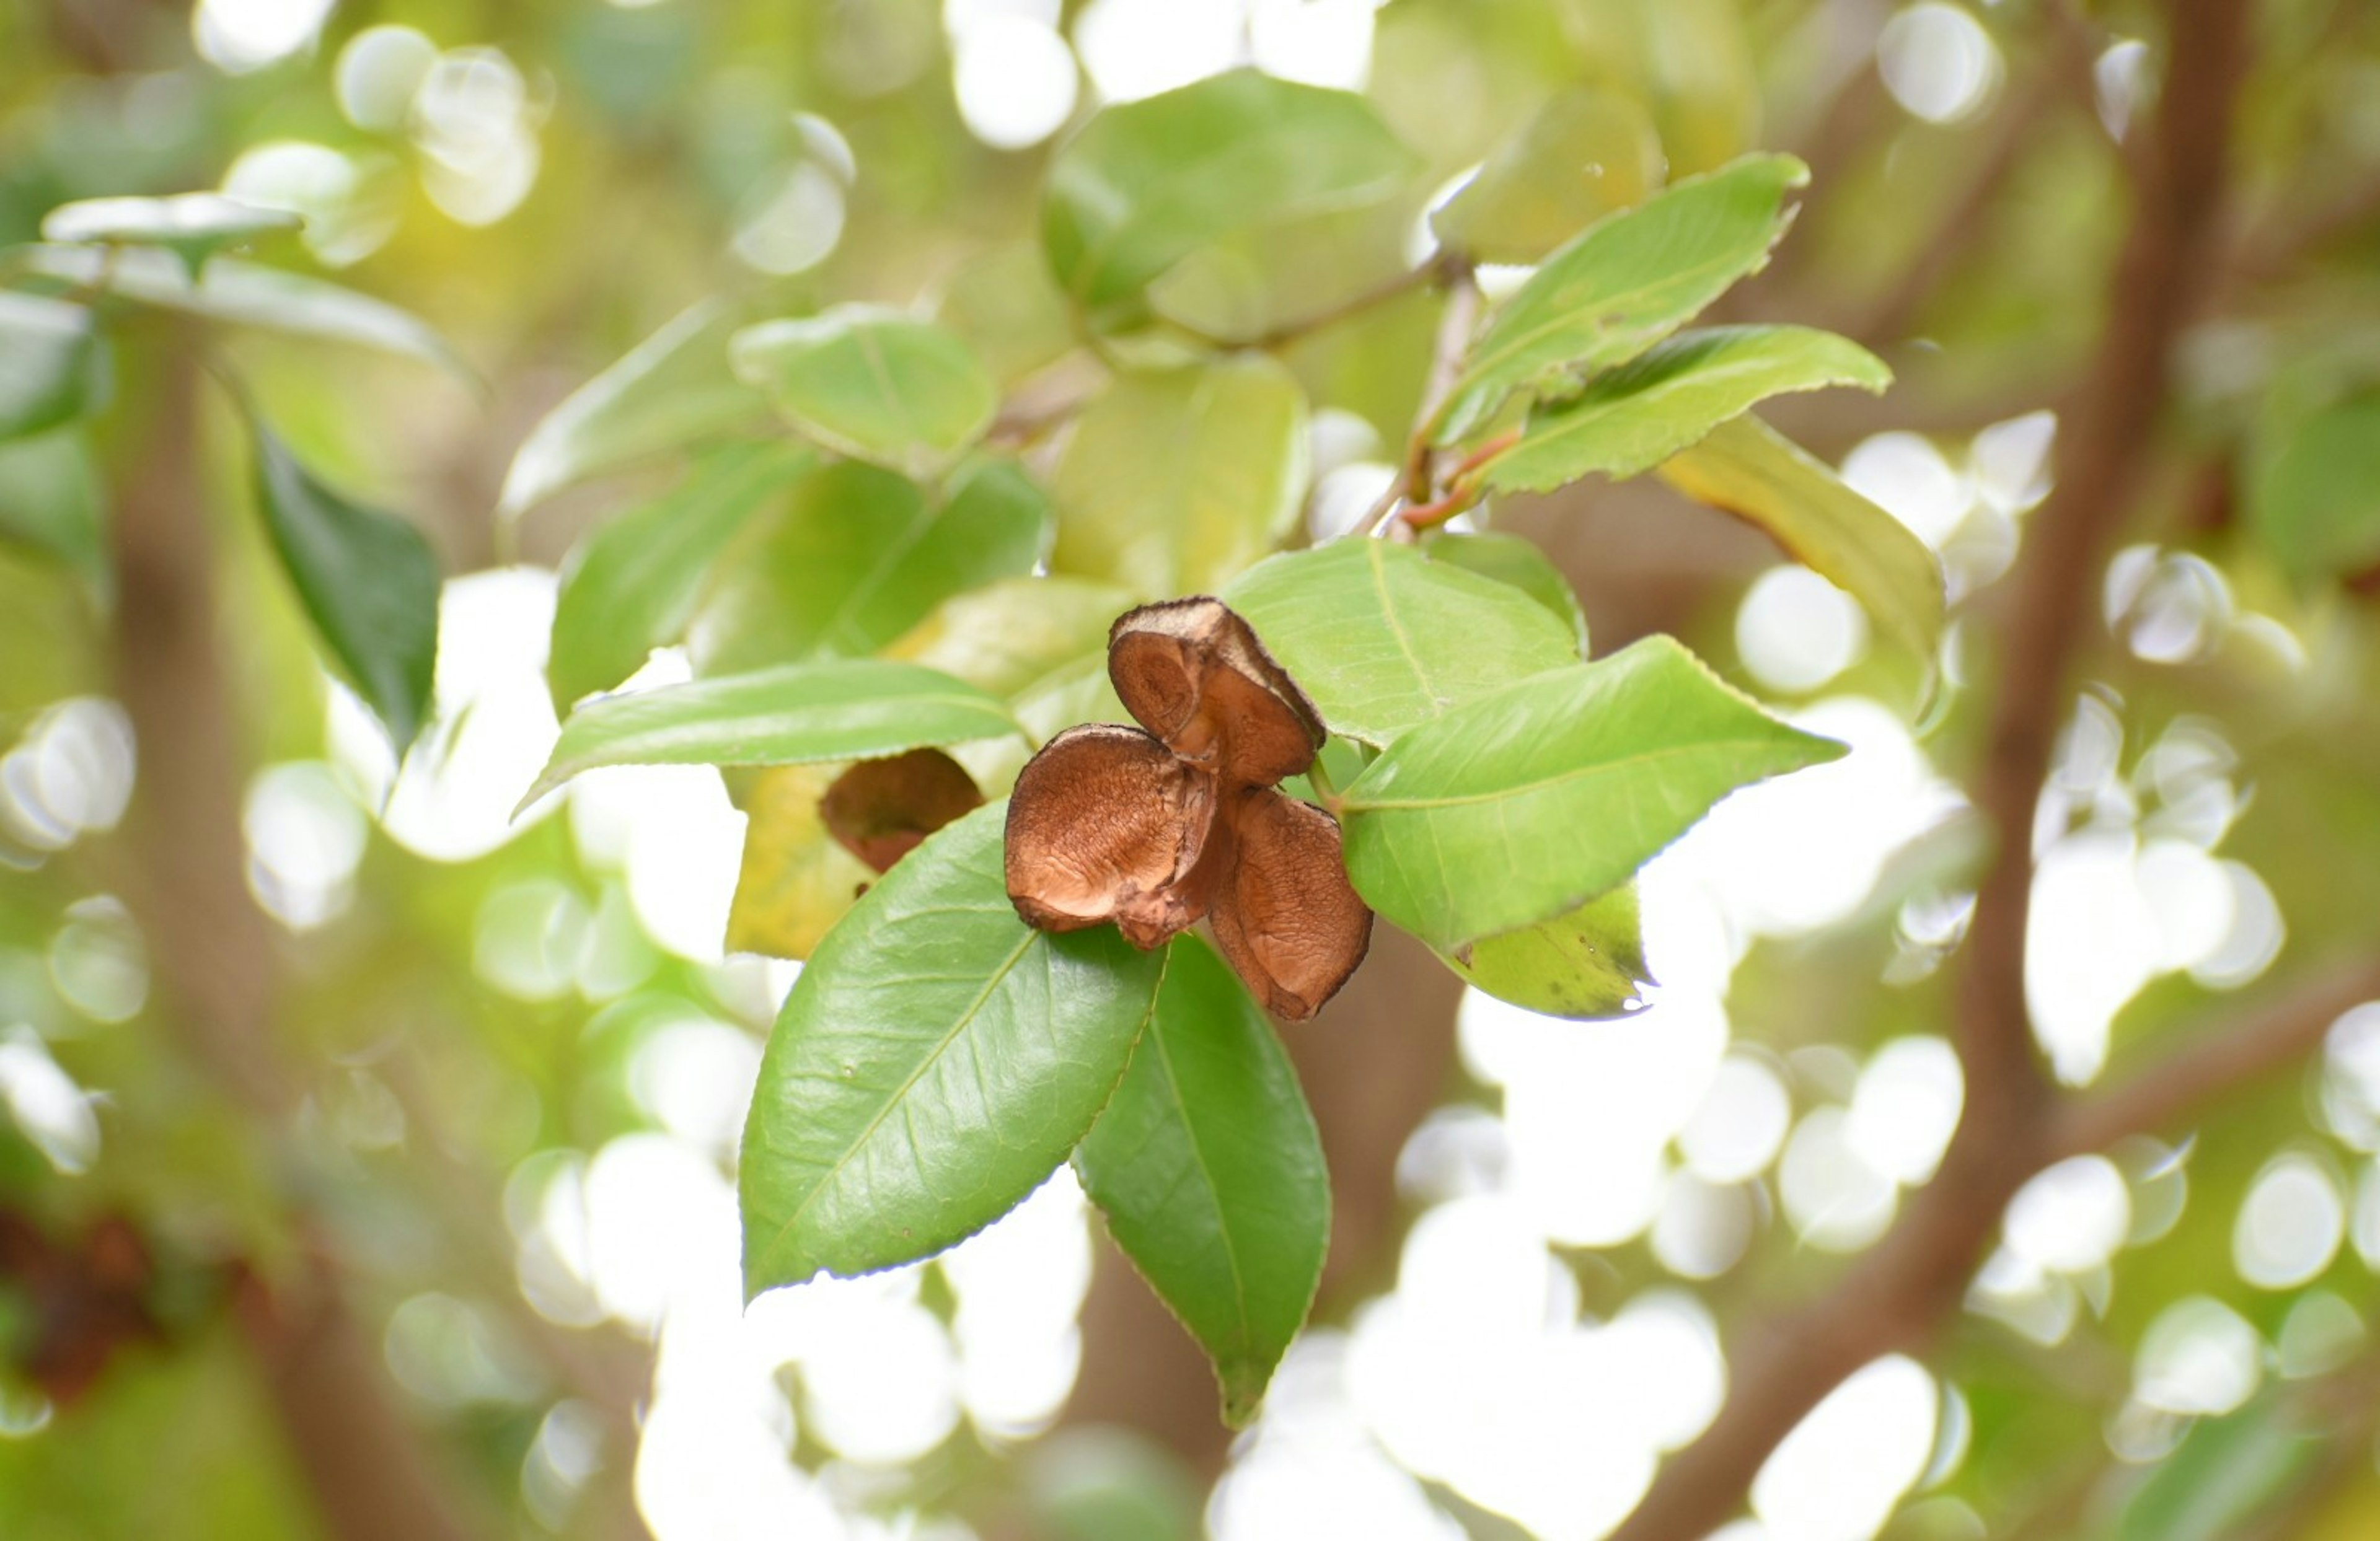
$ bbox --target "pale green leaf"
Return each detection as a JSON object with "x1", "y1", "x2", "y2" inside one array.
[
  {"x1": 1223, "y1": 537, "x2": 1578, "y2": 745},
  {"x1": 935, "y1": 240, "x2": 1078, "y2": 385},
  {"x1": 740, "y1": 803, "x2": 1166, "y2": 1289},
  {"x1": 1656, "y1": 414, "x2": 1944, "y2": 674},
  {"x1": 2248, "y1": 387, "x2": 2380, "y2": 582},
  {"x1": 1052, "y1": 358, "x2": 1308, "y2": 598},
  {"x1": 730, "y1": 306, "x2": 998, "y2": 478},
  {"x1": 524, "y1": 659, "x2": 1021, "y2": 809},
  {"x1": 1423, "y1": 532, "x2": 1588, "y2": 651},
  {"x1": 1483, "y1": 325, "x2": 1890, "y2": 493},
  {"x1": 725, "y1": 763, "x2": 878, "y2": 961},
  {"x1": 1430, "y1": 87, "x2": 1664, "y2": 264},
  {"x1": 1043, "y1": 68, "x2": 1417, "y2": 330},
  {"x1": 549, "y1": 443, "x2": 813, "y2": 709},
  {"x1": 249, "y1": 421, "x2": 441, "y2": 755},
  {"x1": 1075, "y1": 936, "x2": 1328, "y2": 1428},
  {"x1": 1340, "y1": 636, "x2": 1844, "y2": 948},
  {"x1": 501, "y1": 300, "x2": 771, "y2": 516},
  {"x1": 884, "y1": 576, "x2": 1136, "y2": 696},
  {"x1": 0, "y1": 293, "x2": 102, "y2": 442},
  {"x1": 1437, "y1": 153, "x2": 1807, "y2": 441},
  {"x1": 42, "y1": 192, "x2": 299, "y2": 275},
  {"x1": 1440, "y1": 884, "x2": 1651, "y2": 1019},
  {"x1": 0, "y1": 429, "x2": 105, "y2": 590}
]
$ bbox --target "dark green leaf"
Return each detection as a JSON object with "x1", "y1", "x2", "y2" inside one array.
[
  {"x1": 501, "y1": 300, "x2": 771, "y2": 516},
  {"x1": 1339, "y1": 636, "x2": 1844, "y2": 948},
  {"x1": 740, "y1": 803, "x2": 1166, "y2": 1289},
  {"x1": 1223, "y1": 537, "x2": 1578, "y2": 745},
  {"x1": 730, "y1": 306, "x2": 998, "y2": 478},
  {"x1": 2248, "y1": 387, "x2": 2380, "y2": 582},
  {"x1": 549, "y1": 443, "x2": 813, "y2": 709},
  {"x1": 1075, "y1": 936, "x2": 1328, "y2": 1428},
  {"x1": 19, "y1": 246, "x2": 465, "y2": 378},
  {"x1": 1424, "y1": 532, "x2": 1589, "y2": 651},
  {"x1": 0, "y1": 293, "x2": 102, "y2": 442},
  {"x1": 0, "y1": 429, "x2": 105, "y2": 590},
  {"x1": 1482, "y1": 325, "x2": 1890, "y2": 493},
  {"x1": 524, "y1": 659, "x2": 1021, "y2": 809},
  {"x1": 1051, "y1": 359, "x2": 1308, "y2": 598},
  {"x1": 1430, "y1": 87, "x2": 1664, "y2": 265},
  {"x1": 1437, "y1": 154, "x2": 1808, "y2": 441},
  {"x1": 1043, "y1": 69, "x2": 1418, "y2": 330},
  {"x1": 41, "y1": 193, "x2": 299, "y2": 276},
  {"x1": 1656, "y1": 414, "x2": 1944, "y2": 676},
  {"x1": 1440, "y1": 884, "x2": 1651, "y2": 1019},
  {"x1": 250, "y1": 422, "x2": 440, "y2": 755},
  {"x1": 690, "y1": 457, "x2": 1052, "y2": 674}
]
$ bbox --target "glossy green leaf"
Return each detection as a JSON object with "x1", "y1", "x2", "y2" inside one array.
[
  {"x1": 1423, "y1": 532, "x2": 1588, "y2": 651},
  {"x1": 1340, "y1": 636, "x2": 1845, "y2": 948},
  {"x1": 1436, "y1": 154, "x2": 1808, "y2": 442},
  {"x1": 524, "y1": 659, "x2": 1020, "y2": 809},
  {"x1": 730, "y1": 307, "x2": 998, "y2": 478},
  {"x1": 1440, "y1": 884, "x2": 1651, "y2": 1019},
  {"x1": 249, "y1": 422, "x2": 440, "y2": 755},
  {"x1": 41, "y1": 193, "x2": 299, "y2": 275},
  {"x1": 1483, "y1": 326, "x2": 1889, "y2": 493},
  {"x1": 2248, "y1": 387, "x2": 2380, "y2": 581},
  {"x1": 690, "y1": 457, "x2": 1051, "y2": 674},
  {"x1": 0, "y1": 429, "x2": 105, "y2": 589},
  {"x1": 740, "y1": 803, "x2": 1166, "y2": 1289},
  {"x1": 1430, "y1": 88, "x2": 1664, "y2": 264},
  {"x1": 19, "y1": 246, "x2": 465, "y2": 377},
  {"x1": 1223, "y1": 537, "x2": 1578, "y2": 745},
  {"x1": 1656, "y1": 414, "x2": 1945, "y2": 674},
  {"x1": 725, "y1": 763, "x2": 878, "y2": 960},
  {"x1": 549, "y1": 443, "x2": 813, "y2": 709},
  {"x1": 1044, "y1": 68, "x2": 1418, "y2": 329},
  {"x1": 0, "y1": 294, "x2": 102, "y2": 442},
  {"x1": 1051, "y1": 358, "x2": 1308, "y2": 598},
  {"x1": 1075, "y1": 936, "x2": 1328, "y2": 1428},
  {"x1": 500, "y1": 300, "x2": 770, "y2": 516},
  {"x1": 885, "y1": 576, "x2": 1135, "y2": 696},
  {"x1": 935, "y1": 241, "x2": 1078, "y2": 384}
]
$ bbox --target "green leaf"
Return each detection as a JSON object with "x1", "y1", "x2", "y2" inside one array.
[
  {"x1": 1437, "y1": 153, "x2": 1808, "y2": 442},
  {"x1": 1430, "y1": 87, "x2": 1665, "y2": 265},
  {"x1": 249, "y1": 421, "x2": 441, "y2": 755},
  {"x1": 1339, "y1": 636, "x2": 1844, "y2": 949},
  {"x1": 1074, "y1": 936, "x2": 1328, "y2": 1428},
  {"x1": 0, "y1": 428, "x2": 105, "y2": 590},
  {"x1": 1147, "y1": 201, "x2": 1416, "y2": 348},
  {"x1": 1483, "y1": 326, "x2": 1890, "y2": 493},
  {"x1": 935, "y1": 240, "x2": 1078, "y2": 385},
  {"x1": 1051, "y1": 359, "x2": 1309, "y2": 599},
  {"x1": 500, "y1": 300, "x2": 771, "y2": 516},
  {"x1": 19, "y1": 246, "x2": 465, "y2": 377},
  {"x1": 1223, "y1": 537, "x2": 1578, "y2": 745},
  {"x1": 0, "y1": 293, "x2": 102, "y2": 442},
  {"x1": 2118, "y1": 1400, "x2": 2323, "y2": 1541},
  {"x1": 884, "y1": 576, "x2": 1136, "y2": 696},
  {"x1": 1044, "y1": 68, "x2": 1418, "y2": 330},
  {"x1": 2247, "y1": 387, "x2": 2380, "y2": 581},
  {"x1": 549, "y1": 443, "x2": 813, "y2": 709},
  {"x1": 740, "y1": 803, "x2": 1166, "y2": 1289},
  {"x1": 690, "y1": 457, "x2": 1052, "y2": 674},
  {"x1": 730, "y1": 306, "x2": 998, "y2": 478},
  {"x1": 524, "y1": 659, "x2": 1020, "y2": 808},
  {"x1": 41, "y1": 193, "x2": 299, "y2": 276},
  {"x1": 1655, "y1": 414, "x2": 1945, "y2": 675},
  {"x1": 1439, "y1": 884, "x2": 1651, "y2": 1019},
  {"x1": 1422, "y1": 531, "x2": 1589, "y2": 651},
  {"x1": 725, "y1": 763, "x2": 878, "y2": 960}
]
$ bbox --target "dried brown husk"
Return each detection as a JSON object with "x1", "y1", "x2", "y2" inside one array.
[{"x1": 821, "y1": 748, "x2": 985, "y2": 874}]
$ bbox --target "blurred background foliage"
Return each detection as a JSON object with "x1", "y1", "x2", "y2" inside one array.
[{"x1": 3, "y1": 1, "x2": 2380, "y2": 1539}]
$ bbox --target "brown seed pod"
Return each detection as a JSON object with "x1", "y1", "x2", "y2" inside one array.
[
  {"x1": 1004, "y1": 724, "x2": 1219, "y2": 949},
  {"x1": 821, "y1": 749, "x2": 985, "y2": 874},
  {"x1": 1206, "y1": 788, "x2": 1374, "y2": 1022},
  {"x1": 1108, "y1": 597, "x2": 1324, "y2": 788}
]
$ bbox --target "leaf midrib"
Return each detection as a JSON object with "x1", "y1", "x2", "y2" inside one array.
[{"x1": 1345, "y1": 732, "x2": 1806, "y2": 813}]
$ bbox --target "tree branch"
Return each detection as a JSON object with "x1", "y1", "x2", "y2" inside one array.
[
  {"x1": 1606, "y1": 2, "x2": 2254, "y2": 1534},
  {"x1": 2052, "y1": 956, "x2": 2380, "y2": 1160}
]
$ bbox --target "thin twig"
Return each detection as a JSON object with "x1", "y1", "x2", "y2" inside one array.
[{"x1": 1360, "y1": 261, "x2": 1480, "y2": 538}]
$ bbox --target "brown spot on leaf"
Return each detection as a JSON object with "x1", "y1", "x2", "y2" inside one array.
[{"x1": 822, "y1": 749, "x2": 984, "y2": 874}]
